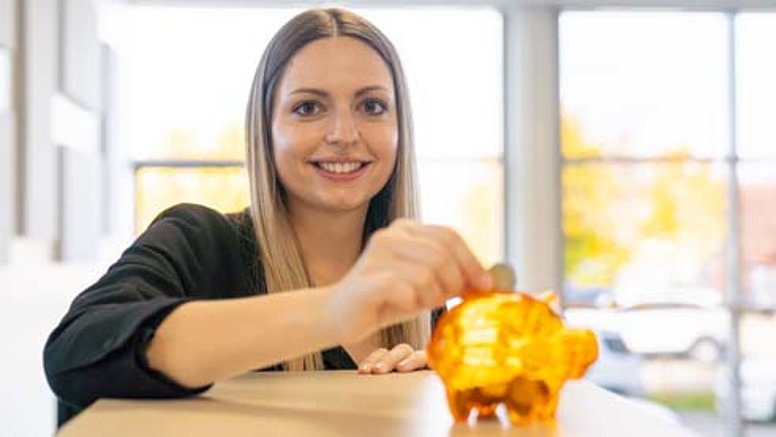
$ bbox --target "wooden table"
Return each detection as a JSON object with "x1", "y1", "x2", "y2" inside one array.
[{"x1": 58, "y1": 371, "x2": 696, "y2": 436}]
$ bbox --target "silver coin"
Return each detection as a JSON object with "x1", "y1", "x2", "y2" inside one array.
[{"x1": 489, "y1": 262, "x2": 516, "y2": 291}]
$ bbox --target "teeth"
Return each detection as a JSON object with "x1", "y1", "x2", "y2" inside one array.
[{"x1": 318, "y1": 162, "x2": 364, "y2": 174}]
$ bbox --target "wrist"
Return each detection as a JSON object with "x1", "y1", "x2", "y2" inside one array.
[{"x1": 316, "y1": 284, "x2": 350, "y2": 344}]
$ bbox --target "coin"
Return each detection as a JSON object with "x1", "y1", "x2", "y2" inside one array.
[{"x1": 489, "y1": 263, "x2": 516, "y2": 291}]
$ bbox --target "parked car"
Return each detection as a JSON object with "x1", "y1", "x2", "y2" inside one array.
[
  {"x1": 563, "y1": 286, "x2": 614, "y2": 308},
  {"x1": 565, "y1": 310, "x2": 645, "y2": 397},
  {"x1": 715, "y1": 356, "x2": 776, "y2": 422},
  {"x1": 586, "y1": 329, "x2": 646, "y2": 397},
  {"x1": 615, "y1": 302, "x2": 728, "y2": 363}
]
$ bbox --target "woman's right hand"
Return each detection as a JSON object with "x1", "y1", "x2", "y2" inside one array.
[{"x1": 326, "y1": 219, "x2": 493, "y2": 344}]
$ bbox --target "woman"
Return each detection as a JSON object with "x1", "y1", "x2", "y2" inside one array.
[{"x1": 44, "y1": 8, "x2": 492, "y2": 425}]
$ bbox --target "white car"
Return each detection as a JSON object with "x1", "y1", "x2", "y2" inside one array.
[
  {"x1": 715, "y1": 356, "x2": 776, "y2": 422},
  {"x1": 615, "y1": 303, "x2": 728, "y2": 363},
  {"x1": 565, "y1": 309, "x2": 645, "y2": 397},
  {"x1": 586, "y1": 329, "x2": 646, "y2": 397}
]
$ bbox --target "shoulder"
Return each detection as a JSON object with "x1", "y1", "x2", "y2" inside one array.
[
  {"x1": 138, "y1": 203, "x2": 261, "y2": 295},
  {"x1": 136, "y1": 203, "x2": 248, "y2": 273},
  {"x1": 141, "y1": 203, "x2": 253, "y2": 245},
  {"x1": 148, "y1": 203, "x2": 236, "y2": 231}
]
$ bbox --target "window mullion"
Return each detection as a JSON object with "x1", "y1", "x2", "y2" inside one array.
[{"x1": 723, "y1": 10, "x2": 743, "y2": 437}]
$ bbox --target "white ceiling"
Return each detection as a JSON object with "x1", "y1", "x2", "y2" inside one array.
[{"x1": 126, "y1": 0, "x2": 776, "y2": 11}]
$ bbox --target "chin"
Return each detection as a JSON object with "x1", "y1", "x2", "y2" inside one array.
[
  {"x1": 311, "y1": 193, "x2": 373, "y2": 212},
  {"x1": 324, "y1": 200, "x2": 370, "y2": 213}
]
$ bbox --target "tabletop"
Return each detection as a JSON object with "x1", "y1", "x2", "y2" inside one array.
[{"x1": 58, "y1": 370, "x2": 696, "y2": 437}]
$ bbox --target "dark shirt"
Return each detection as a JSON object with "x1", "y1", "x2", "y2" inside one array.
[{"x1": 43, "y1": 203, "x2": 444, "y2": 426}]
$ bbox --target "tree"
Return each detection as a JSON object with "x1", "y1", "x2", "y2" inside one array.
[{"x1": 561, "y1": 114, "x2": 726, "y2": 292}]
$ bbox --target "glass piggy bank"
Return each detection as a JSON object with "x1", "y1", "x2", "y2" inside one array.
[{"x1": 426, "y1": 291, "x2": 598, "y2": 425}]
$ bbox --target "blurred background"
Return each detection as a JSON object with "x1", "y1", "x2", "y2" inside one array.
[{"x1": 1, "y1": 0, "x2": 775, "y2": 436}]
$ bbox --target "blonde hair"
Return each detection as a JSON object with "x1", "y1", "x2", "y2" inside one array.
[{"x1": 244, "y1": 8, "x2": 429, "y2": 371}]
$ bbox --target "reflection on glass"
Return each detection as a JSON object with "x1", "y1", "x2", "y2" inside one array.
[
  {"x1": 562, "y1": 162, "x2": 727, "y2": 304},
  {"x1": 417, "y1": 160, "x2": 503, "y2": 267},
  {"x1": 135, "y1": 167, "x2": 250, "y2": 233},
  {"x1": 737, "y1": 13, "x2": 776, "y2": 158},
  {"x1": 559, "y1": 11, "x2": 728, "y2": 158}
]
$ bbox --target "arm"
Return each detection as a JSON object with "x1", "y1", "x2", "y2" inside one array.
[
  {"x1": 43, "y1": 204, "x2": 250, "y2": 408},
  {"x1": 145, "y1": 286, "x2": 341, "y2": 388},
  {"x1": 148, "y1": 294, "x2": 446, "y2": 385},
  {"x1": 146, "y1": 219, "x2": 490, "y2": 387},
  {"x1": 45, "y1": 207, "x2": 490, "y2": 406}
]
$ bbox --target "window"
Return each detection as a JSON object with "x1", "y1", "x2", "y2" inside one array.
[
  {"x1": 560, "y1": 8, "x2": 730, "y2": 428},
  {"x1": 736, "y1": 13, "x2": 776, "y2": 308},
  {"x1": 117, "y1": 7, "x2": 293, "y2": 231},
  {"x1": 560, "y1": 11, "x2": 728, "y2": 299},
  {"x1": 561, "y1": 10, "x2": 776, "y2": 434},
  {"x1": 116, "y1": 6, "x2": 504, "y2": 265},
  {"x1": 734, "y1": 12, "x2": 776, "y2": 427}
]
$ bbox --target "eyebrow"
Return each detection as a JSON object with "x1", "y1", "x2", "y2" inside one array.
[{"x1": 290, "y1": 85, "x2": 390, "y2": 98}]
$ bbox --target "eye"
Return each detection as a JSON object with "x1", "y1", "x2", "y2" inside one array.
[
  {"x1": 361, "y1": 98, "x2": 388, "y2": 116},
  {"x1": 292, "y1": 101, "x2": 323, "y2": 117}
]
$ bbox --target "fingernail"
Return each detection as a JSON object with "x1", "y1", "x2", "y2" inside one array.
[
  {"x1": 397, "y1": 359, "x2": 409, "y2": 369},
  {"x1": 360, "y1": 363, "x2": 371, "y2": 372},
  {"x1": 374, "y1": 362, "x2": 386, "y2": 373}
]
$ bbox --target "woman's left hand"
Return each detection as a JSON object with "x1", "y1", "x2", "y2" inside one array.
[{"x1": 357, "y1": 343, "x2": 428, "y2": 374}]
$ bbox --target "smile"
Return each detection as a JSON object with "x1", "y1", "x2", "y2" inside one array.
[{"x1": 314, "y1": 161, "x2": 369, "y2": 175}]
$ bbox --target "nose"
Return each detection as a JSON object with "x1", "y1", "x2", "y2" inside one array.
[{"x1": 325, "y1": 108, "x2": 360, "y2": 146}]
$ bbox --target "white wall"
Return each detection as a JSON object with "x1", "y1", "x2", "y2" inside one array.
[
  {"x1": 0, "y1": 252, "x2": 111, "y2": 436},
  {"x1": 1, "y1": 0, "x2": 138, "y2": 434},
  {"x1": 0, "y1": 0, "x2": 16, "y2": 264}
]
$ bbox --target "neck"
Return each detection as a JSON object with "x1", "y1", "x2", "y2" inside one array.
[{"x1": 289, "y1": 202, "x2": 370, "y2": 287}]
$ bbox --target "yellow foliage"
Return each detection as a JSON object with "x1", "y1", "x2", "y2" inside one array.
[
  {"x1": 560, "y1": 114, "x2": 725, "y2": 288},
  {"x1": 135, "y1": 123, "x2": 250, "y2": 232}
]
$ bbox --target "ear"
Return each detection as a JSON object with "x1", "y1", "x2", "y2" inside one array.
[{"x1": 538, "y1": 290, "x2": 561, "y2": 314}]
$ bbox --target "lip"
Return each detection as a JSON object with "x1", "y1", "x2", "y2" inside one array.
[
  {"x1": 310, "y1": 161, "x2": 371, "y2": 182},
  {"x1": 309, "y1": 157, "x2": 372, "y2": 164}
]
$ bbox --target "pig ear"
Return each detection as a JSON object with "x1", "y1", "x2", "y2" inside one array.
[
  {"x1": 538, "y1": 290, "x2": 557, "y2": 304},
  {"x1": 538, "y1": 291, "x2": 561, "y2": 313}
]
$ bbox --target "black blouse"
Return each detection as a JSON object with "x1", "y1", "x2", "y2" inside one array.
[{"x1": 43, "y1": 203, "x2": 443, "y2": 426}]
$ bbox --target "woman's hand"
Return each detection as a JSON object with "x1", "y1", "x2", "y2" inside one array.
[
  {"x1": 357, "y1": 344, "x2": 428, "y2": 374},
  {"x1": 326, "y1": 219, "x2": 492, "y2": 344}
]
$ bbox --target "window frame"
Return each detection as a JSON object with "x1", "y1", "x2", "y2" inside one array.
[{"x1": 554, "y1": 9, "x2": 776, "y2": 437}]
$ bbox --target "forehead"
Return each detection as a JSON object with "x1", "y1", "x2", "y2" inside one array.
[{"x1": 277, "y1": 36, "x2": 395, "y2": 94}]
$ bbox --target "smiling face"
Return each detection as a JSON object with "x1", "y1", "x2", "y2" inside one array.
[{"x1": 270, "y1": 36, "x2": 399, "y2": 216}]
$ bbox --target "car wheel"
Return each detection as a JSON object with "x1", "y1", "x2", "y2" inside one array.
[{"x1": 689, "y1": 338, "x2": 721, "y2": 364}]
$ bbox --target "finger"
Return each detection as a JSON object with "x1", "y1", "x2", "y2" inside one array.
[
  {"x1": 390, "y1": 258, "x2": 447, "y2": 310},
  {"x1": 359, "y1": 348, "x2": 389, "y2": 374},
  {"x1": 409, "y1": 225, "x2": 491, "y2": 292},
  {"x1": 390, "y1": 233, "x2": 465, "y2": 300},
  {"x1": 373, "y1": 343, "x2": 414, "y2": 374},
  {"x1": 375, "y1": 279, "x2": 425, "y2": 328},
  {"x1": 396, "y1": 350, "x2": 428, "y2": 372}
]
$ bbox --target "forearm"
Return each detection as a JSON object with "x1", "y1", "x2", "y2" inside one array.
[{"x1": 146, "y1": 286, "x2": 340, "y2": 388}]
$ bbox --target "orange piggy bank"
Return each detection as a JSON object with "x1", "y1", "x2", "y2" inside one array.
[{"x1": 427, "y1": 291, "x2": 598, "y2": 425}]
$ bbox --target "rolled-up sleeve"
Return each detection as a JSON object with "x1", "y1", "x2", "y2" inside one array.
[{"x1": 43, "y1": 203, "x2": 249, "y2": 412}]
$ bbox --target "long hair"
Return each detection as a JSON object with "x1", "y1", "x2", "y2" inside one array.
[{"x1": 245, "y1": 8, "x2": 429, "y2": 371}]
